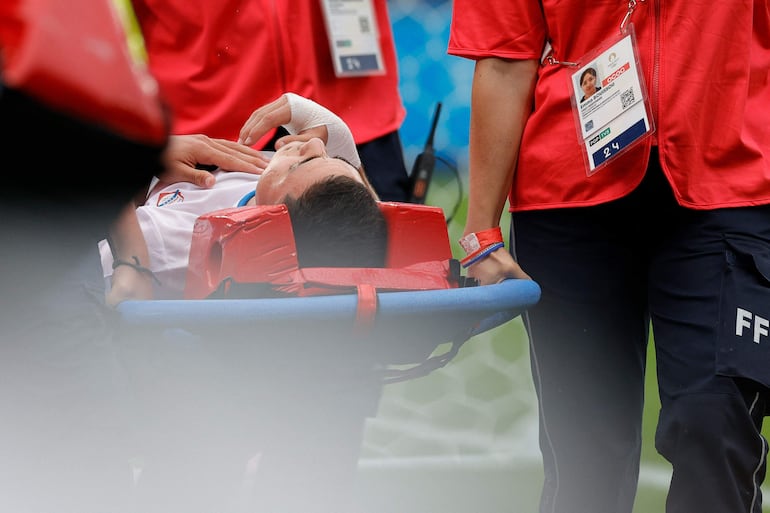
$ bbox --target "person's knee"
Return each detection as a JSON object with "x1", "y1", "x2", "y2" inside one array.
[{"x1": 655, "y1": 387, "x2": 762, "y2": 463}]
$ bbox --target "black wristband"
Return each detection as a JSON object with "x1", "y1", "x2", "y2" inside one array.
[{"x1": 112, "y1": 256, "x2": 161, "y2": 285}]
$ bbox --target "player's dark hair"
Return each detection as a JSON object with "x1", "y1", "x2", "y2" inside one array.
[{"x1": 284, "y1": 175, "x2": 388, "y2": 268}]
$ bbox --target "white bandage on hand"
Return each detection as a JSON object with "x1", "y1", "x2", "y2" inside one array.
[{"x1": 283, "y1": 92, "x2": 361, "y2": 169}]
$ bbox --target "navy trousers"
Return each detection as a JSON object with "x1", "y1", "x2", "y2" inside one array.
[
  {"x1": 512, "y1": 149, "x2": 770, "y2": 513},
  {"x1": 356, "y1": 130, "x2": 411, "y2": 203}
]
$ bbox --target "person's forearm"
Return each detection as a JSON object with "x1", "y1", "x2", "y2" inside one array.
[
  {"x1": 104, "y1": 203, "x2": 155, "y2": 306},
  {"x1": 108, "y1": 204, "x2": 150, "y2": 268},
  {"x1": 464, "y1": 58, "x2": 538, "y2": 235}
]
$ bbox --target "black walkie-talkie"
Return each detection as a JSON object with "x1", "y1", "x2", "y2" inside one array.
[{"x1": 408, "y1": 102, "x2": 442, "y2": 204}]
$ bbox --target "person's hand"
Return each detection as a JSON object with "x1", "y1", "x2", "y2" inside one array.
[
  {"x1": 238, "y1": 94, "x2": 328, "y2": 148},
  {"x1": 465, "y1": 246, "x2": 531, "y2": 285},
  {"x1": 159, "y1": 134, "x2": 270, "y2": 188},
  {"x1": 105, "y1": 265, "x2": 155, "y2": 308}
]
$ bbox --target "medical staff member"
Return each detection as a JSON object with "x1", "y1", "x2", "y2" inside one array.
[{"x1": 448, "y1": 1, "x2": 770, "y2": 512}]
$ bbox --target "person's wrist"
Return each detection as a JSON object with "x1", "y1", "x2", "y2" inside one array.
[
  {"x1": 459, "y1": 227, "x2": 503, "y2": 253},
  {"x1": 458, "y1": 227, "x2": 505, "y2": 268},
  {"x1": 112, "y1": 256, "x2": 161, "y2": 285}
]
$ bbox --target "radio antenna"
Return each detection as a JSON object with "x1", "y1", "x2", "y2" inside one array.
[{"x1": 408, "y1": 102, "x2": 442, "y2": 204}]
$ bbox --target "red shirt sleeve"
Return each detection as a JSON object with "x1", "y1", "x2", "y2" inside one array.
[{"x1": 448, "y1": 0, "x2": 547, "y2": 61}]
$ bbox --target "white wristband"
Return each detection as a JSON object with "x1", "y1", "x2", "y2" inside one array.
[{"x1": 283, "y1": 93, "x2": 361, "y2": 169}]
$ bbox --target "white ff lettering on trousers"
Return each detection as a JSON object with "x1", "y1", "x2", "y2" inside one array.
[{"x1": 736, "y1": 307, "x2": 770, "y2": 344}]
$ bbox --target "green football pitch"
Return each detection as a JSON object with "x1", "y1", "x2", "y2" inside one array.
[
  {"x1": 356, "y1": 320, "x2": 770, "y2": 513},
  {"x1": 354, "y1": 321, "x2": 665, "y2": 512}
]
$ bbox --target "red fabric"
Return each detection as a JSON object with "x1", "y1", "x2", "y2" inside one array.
[
  {"x1": 448, "y1": 0, "x2": 770, "y2": 211},
  {"x1": 278, "y1": 260, "x2": 456, "y2": 297},
  {"x1": 184, "y1": 204, "x2": 299, "y2": 300},
  {"x1": 353, "y1": 284, "x2": 378, "y2": 334},
  {"x1": 184, "y1": 202, "x2": 457, "y2": 300},
  {"x1": 379, "y1": 202, "x2": 453, "y2": 268},
  {"x1": 132, "y1": 0, "x2": 405, "y2": 147},
  {"x1": 0, "y1": 0, "x2": 167, "y2": 144},
  {"x1": 459, "y1": 227, "x2": 504, "y2": 255}
]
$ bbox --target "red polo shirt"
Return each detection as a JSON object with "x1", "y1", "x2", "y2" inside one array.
[
  {"x1": 132, "y1": 0, "x2": 405, "y2": 147},
  {"x1": 448, "y1": 0, "x2": 770, "y2": 211}
]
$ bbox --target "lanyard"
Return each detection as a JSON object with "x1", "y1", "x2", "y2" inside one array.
[
  {"x1": 544, "y1": 0, "x2": 646, "y2": 67},
  {"x1": 620, "y1": 0, "x2": 646, "y2": 33}
]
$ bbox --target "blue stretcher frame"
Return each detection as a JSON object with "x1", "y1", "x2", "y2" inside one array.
[
  {"x1": 117, "y1": 279, "x2": 540, "y2": 330},
  {"x1": 116, "y1": 278, "x2": 540, "y2": 370}
]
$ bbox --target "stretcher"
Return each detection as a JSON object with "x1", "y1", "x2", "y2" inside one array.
[
  {"x1": 3, "y1": 3, "x2": 538, "y2": 510},
  {"x1": 116, "y1": 202, "x2": 540, "y2": 378}
]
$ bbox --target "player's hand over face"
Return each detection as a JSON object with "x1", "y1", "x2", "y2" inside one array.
[
  {"x1": 465, "y1": 246, "x2": 532, "y2": 286},
  {"x1": 238, "y1": 94, "x2": 329, "y2": 148},
  {"x1": 160, "y1": 134, "x2": 269, "y2": 188}
]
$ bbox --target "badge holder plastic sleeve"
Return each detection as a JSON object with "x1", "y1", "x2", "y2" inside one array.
[{"x1": 568, "y1": 24, "x2": 656, "y2": 176}]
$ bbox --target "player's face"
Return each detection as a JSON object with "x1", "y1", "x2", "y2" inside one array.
[{"x1": 255, "y1": 138, "x2": 368, "y2": 204}]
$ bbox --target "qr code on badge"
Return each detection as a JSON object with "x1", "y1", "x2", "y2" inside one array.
[
  {"x1": 358, "y1": 16, "x2": 370, "y2": 33},
  {"x1": 621, "y1": 88, "x2": 635, "y2": 108}
]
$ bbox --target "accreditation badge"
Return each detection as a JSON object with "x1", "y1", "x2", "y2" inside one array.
[
  {"x1": 570, "y1": 24, "x2": 654, "y2": 175},
  {"x1": 320, "y1": 0, "x2": 385, "y2": 77}
]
